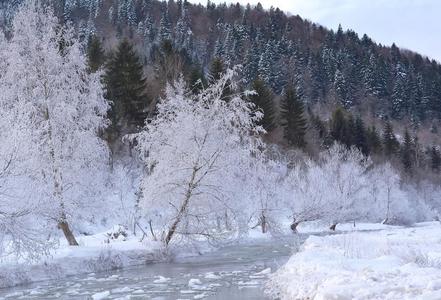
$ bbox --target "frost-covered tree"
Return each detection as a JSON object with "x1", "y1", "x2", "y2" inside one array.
[
  {"x1": 286, "y1": 144, "x2": 371, "y2": 230},
  {"x1": 158, "y1": 5, "x2": 172, "y2": 42},
  {"x1": 0, "y1": 2, "x2": 109, "y2": 246},
  {"x1": 367, "y1": 163, "x2": 412, "y2": 224},
  {"x1": 134, "y1": 69, "x2": 264, "y2": 246},
  {"x1": 243, "y1": 158, "x2": 285, "y2": 235}
]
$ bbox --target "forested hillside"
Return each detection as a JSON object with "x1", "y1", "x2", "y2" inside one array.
[
  {"x1": 3, "y1": 0, "x2": 441, "y2": 121},
  {"x1": 2, "y1": 0, "x2": 441, "y2": 176}
]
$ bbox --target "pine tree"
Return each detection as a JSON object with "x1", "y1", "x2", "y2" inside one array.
[
  {"x1": 188, "y1": 65, "x2": 205, "y2": 94},
  {"x1": 243, "y1": 40, "x2": 260, "y2": 85},
  {"x1": 208, "y1": 58, "x2": 233, "y2": 100},
  {"x1": 280, "y1": 87, "x2": 307, "y2": 148},
  {"x1": 208, "y1": 58, "x2": 225, "y2": 83},
  {"x1": 310, "y1": 113, "x2": 327, "y2": 140},
  {"x1": 103, "y1": 39, "x2": 149, "y2": 141},
  {"x1": 366, "y1": 126, "x2": 382, "y2": 154},
  {"x1": 344, "y1": 114, "x2": 355, "y2": 147},
  {"x1": 430, "y1": 146, "x2": 441, "y2": 172},
  {"x1": 330, "y1": 107, "x2": 347, "y2": 144},
  {"x1": 87, "y1": 34, "x2": 105, "y2": 73},
  {"x1": 354, "y1": 115, "x2": 368, "y2": 155},
  {"x1": 382, "y1": 121, "x2": 399, "y2": 157},
  {"x1": 334, "y1": 69, "x2": 350, "y2": 107},
  {"x1": 175, "y1": 5, "x2": 192, "y2": 50},
  {"x1": 400, "y1": 129, "x2": 413, "y2": 173},
  {"x1": 250, "y1": 79, "x2": 276, "y2": 132},
  {"x1": 159, "y1": 5, "x2": 172, "y2": 42},
  {"x1": 258, "y1": 42, "x2": 274, "y2": 87},
  {"x1": 391, "y1": 63, "x2": 409, "y2": 118}
]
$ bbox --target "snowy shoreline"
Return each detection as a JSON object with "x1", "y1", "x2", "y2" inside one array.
[
  {"x1": 0, "y1": 228, "x2": 163, "y2": 289},
  {"x1": 0, "y1": 221, "x2": 396, "y2": 291},
  {"x1": 267, "y1": 222, "x2": 441, "y2": 300}
]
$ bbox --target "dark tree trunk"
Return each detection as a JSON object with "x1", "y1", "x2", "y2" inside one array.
[
  {"x1": 290, "y1": 221, "x2": 301, "y2": 233},
  {"x1": 260, "y1": 213, "x2": 267, "y2": 233},
  {"x1": 58, "y1": 219, "x2": 79, "y2": 246}
]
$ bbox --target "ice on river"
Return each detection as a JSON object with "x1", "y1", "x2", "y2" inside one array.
[{"x1": 0, "y1": 238, "x2": 296, "y2": 300}]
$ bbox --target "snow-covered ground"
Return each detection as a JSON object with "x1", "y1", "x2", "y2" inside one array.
[
  {"x1": 0, "y1": 226, "x2": 162, "y2": 289},
  {"x1": 0, "y1": 221, "x2": 396, "y2": 291},
  {"x1": 267, "y1": 221, "x2": 441, "y2": 300}
]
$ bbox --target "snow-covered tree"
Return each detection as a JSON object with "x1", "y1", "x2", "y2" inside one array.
[
  {"x1": 0, "y1": 2, "x2": 110, "y2": 246},
  {"x1": 285, "y1": 144, "x2": 371, "y2": 230},
  {"x1": 367, "y1": 163, "x2": 412, "y2": 224},
  {"x1": 134, "y1": 69, "x2": 264, "y2": 246}
]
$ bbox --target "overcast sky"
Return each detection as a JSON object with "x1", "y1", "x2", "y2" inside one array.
[{"x1": 189, "y1": 0, "x2": 440, "y2": 62}]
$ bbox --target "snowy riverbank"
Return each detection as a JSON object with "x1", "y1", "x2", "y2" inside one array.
[
  {"x1": 0, "y1": 221, "x2": 395, "y2": 290},
  {"x1": 0, "y1": 226, "x2": 163, "y2": 289},
  {"x1": 267, "y1": 221, "x2": 441, "y2": 300}
]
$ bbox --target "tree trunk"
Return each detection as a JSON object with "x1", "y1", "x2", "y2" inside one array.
[
  {"x1": 58, "y1": 217, "x2": 79, "y2": 246},
  {"x1": 260, "y1": 212, "x2": 267, "y2": 234},
  {"x1": 329, "y1": 223, "x2": 337, "y2": 231},
  {"x1": 45, "y1": 104, "x2": 79, "y2": 246},
  {"x1": 165, "y1": 166, "x2": 197, "y2": 246},
  {"x1": 290, "y1": 221, "x2": 301, "y2": 233},
  {"x1": 224, "y1": 211, "x2": 231, "y2": 231}
]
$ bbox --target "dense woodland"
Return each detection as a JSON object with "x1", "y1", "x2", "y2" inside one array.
[
  {"x1": 1, "y1": 1, "x2": 441, "y2": 260},
  {"x1": 43, "y1": 0, "x2": 441, "y2": 179}
]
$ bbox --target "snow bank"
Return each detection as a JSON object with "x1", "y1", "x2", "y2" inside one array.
[
  {"x1": 0, "y1": 226, "x2": 162, "y2": 288},
  {"x1": 267, "y1": 222, "x2": 441, "y2": 300}
]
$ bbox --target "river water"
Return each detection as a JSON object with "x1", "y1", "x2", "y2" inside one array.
[{"x1": 0, "y1": 235, "x2": 305, "y2": 300}]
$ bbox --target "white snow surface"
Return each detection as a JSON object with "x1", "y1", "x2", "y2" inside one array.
[
  {"x1": 0, "y1": 226, "x2": 161, "y2": 288},
  {"x1": 267, "y1": 222, "x2": 441, "y2": 300}
]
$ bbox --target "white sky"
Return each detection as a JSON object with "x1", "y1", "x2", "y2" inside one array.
[{"x1": 189, "y1": 0, "x2": 441, "y2": 62}]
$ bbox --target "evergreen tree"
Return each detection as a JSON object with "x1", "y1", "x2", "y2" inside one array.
[
  {"x1": 258, "y1": 41, "x2": 274, "y2": 87},
  {"x1": 87, "y1": 34, "x2": 105, "y2": 73},
  {"x1": 159, "y1": 5, "x2": 172, "y2": 42},
  {"x1": 430, "y1": 146, "x2": 441, "y2": 172},
  {"x1": 366, "y1": 125, "x2": 382, "y2": 154},
  {"x1": 103, "y1": 39, "x2": 149, "y2": 140},
  {"x1": 310, "y1": 112, "x2": 328, "y2": 139},
  {"x1": 391, "y1": 63, "x2": 409, "y2": 118},
  {"x1": 334, "y1": 69, "x2": 350, "y2": 108},
  {"x1": 250, "y1": 79, "x2": 275, "y2": 132},
  {"x1": 400, "y1": 129, "x2": 413, "y2": 173},
  {"x1": 208, "y1": 58, "x2": 232, "y2": 100},
  {"x1": 344, "y1": 114, "x2": 355, "y2": 147},
  {"x1": 280, "y1": 87, "x2": 307, "y2": 148},
  {"x1": 354, "y1": 115, "x2": 368, "y2": 155},
  {"x1": 175, "y1": 5, "x2": 193, "y2": 50},
  {"x1": 208, "y1": 58, "x2": 225, "y2": 83},
  {"x1": 243, "y1": 40, "x2": 260, "y2": 85},
  {"x1": 382, "y1": 121, "x2": 399, "y2": 157},
  {"x1": 188, "y1": 65, "x2": 205, "y2": 94},
  {"x1": 330, "y1": 107, "x2": 347, "y2": 144}
]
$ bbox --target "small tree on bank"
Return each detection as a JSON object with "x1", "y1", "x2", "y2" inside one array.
[{"x1": 134, "y1": 69, "x2": 264, "y2": 246}]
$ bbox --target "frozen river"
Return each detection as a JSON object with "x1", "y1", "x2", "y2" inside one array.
[{"x1": 0, "y1": 235, "x2": 305, "y2": 299}]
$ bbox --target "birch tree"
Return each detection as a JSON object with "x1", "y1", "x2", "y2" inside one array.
[
  {"x1": 0, "y1": 2, "x2": 109, "y2": 246},
  {"x1": 134, "y1": 69, "x2": 264, "y2": 246}
]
